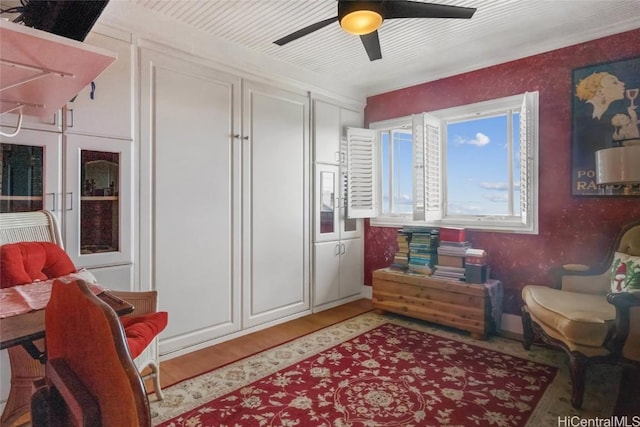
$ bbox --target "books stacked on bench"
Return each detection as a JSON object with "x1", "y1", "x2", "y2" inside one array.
[
  {"x1": 432, "y1": 227, "x2": 471, "y2": 280},
  {"x1": 404, "y1": 226, "x2": 439, "y2": 275},
  {"x1": 391, "y1": 230, "x2": 410, "y2": 270}
]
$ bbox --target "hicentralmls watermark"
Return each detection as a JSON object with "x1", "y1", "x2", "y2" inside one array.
[{"x1": 558, "y1": 416, "x2": 640, "y2": 427}]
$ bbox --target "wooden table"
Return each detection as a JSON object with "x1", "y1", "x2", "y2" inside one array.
[{"x1": 0, "y1": 291, "x2": 134, "y2": 427}]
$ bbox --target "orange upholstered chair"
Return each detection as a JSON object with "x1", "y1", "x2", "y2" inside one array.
[
  {"x1": 31, "y1": 278, "x2": 151, "y2": 426},
  {"x1": 0, "y1": 210, "x2": 167, "y2": 427},
  {"x1": 109, "y1": 290, "x2": 168, "y2": 399}
]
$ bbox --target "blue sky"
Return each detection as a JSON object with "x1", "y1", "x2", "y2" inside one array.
[{"x1": 382, "y1": 113, "x2": 520, "y2": 216}]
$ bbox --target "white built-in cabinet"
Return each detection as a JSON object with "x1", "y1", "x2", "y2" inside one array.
[
  {"x1": 63, "y1": 26, "x2": 134, "y2": 289},
  {"x1": 314, "y1": 238, "x2": 363, "y2": 306},
  {"x1": 312, "y1": 98, "x2": 364, "y2": 311},
  {"x1": 64, "y1": 30, "x2": 133, "y2": 140},
  {"x1": 0, "y1": 26, "x2": 135, "y2": 290},
  {"x1": 241, "y1": 81, "x2": 310, "y2": 329},
  {"x1": 0, "y1": 110, "x2": 61, "y2": 133},
  {"x1": 139, "y1": 46, "x2": 310, "y2": 357},
  {"x1": 63, "y1": 134, "x2": 133, "y2": 271}
]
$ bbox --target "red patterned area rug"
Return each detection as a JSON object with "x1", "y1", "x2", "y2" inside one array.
[{"x1": 151, "y1": 312, "x2": 619, "y2": 427}]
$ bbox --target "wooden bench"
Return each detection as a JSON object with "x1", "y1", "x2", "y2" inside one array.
[{"x1": 372, "y1": 268, "x2": 492, "y2": 339}]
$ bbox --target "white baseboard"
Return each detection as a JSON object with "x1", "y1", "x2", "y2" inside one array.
[
  {"x1": 500, "y1": 313, "x2": 523, "y2": 336},
  {"x1": 361, "y1": 285, "x2": 372, "y2": 299}
]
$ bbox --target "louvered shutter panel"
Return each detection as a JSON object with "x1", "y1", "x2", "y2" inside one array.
[
  {"x1": 413, "y1": 113, "x2": 442, "y2": 221},
  {"x1": 519, "y1": 92, "x2": 537, "y2": 223},
  {"x1": 346, "y1": 127, "x2": 377, "y2": 218},
  {"x1": 412, "y1": 114, "x2": 426, "y2": 220},
  {"x1": 424, "y1": 113, "x2": 443, "y2": 220}
]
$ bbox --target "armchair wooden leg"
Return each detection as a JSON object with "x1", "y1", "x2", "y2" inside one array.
[
  {"x1": 148, "y1": 360, "x2": 164, "y2": 401},
  {"x1": 568, "y1": 351, "x2": 588, "y2": 409},
  {"x1": 521, "y1": 306, "x2": 534, "y2": 350}
]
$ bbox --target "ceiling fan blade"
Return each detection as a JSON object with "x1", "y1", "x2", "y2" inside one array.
[
  {"x1": 383, "y1": 1, "x2": 476, "y2": 19},
  {"x1": 360, "y1": 31, "x2": 382, "y2": 61},
  {"x1": 274, "y1": 16, "x2": 339, "y2": 46}
]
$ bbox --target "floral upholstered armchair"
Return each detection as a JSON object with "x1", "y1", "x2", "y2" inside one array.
[{"x1": 521, "y1": 220, "x2": 640, "y2": 409}]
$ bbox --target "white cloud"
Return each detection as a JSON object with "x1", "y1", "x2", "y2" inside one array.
[
  {"x1": 483, "y1": 193, "x2": 508, "y2": 202},
  {"x1": 452, "y1": 132, "x2": 490, "y2": 147},
  {"x1": 469, "y1": 132, "x2": 490, "y2": 147},
  {"x1": 479, "y1": 182, "x2": 509, "y2": 191},
  {"x1": 447, "y1": 202, "x2": 484, "y2": 215}
]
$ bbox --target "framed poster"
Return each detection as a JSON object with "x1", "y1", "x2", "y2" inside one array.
[{"x1": 572, "y1": 56, "x2": 640, "y2": 196}]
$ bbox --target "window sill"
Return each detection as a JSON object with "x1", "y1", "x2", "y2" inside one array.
[{"x1": 369, "y1": 216, "x2": 538, "y2": 235}]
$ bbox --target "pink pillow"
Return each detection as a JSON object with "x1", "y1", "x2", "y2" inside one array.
[{"x1": 0, "y1": 242, "x2": 76, "y2": 288}]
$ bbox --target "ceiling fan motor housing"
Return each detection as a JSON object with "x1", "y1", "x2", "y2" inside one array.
[{"x1": 338, "y1": 1, "x2": 384, "y2": 35}]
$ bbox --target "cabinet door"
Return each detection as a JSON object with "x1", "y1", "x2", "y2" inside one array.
[
  {"x1": 64, "y1": 31, "x2": 133, "y2": 140},
  {"x1": 242, "y1": 80, "x2": 310, "y2": 328},
  {"x1": 0, "y1": 111, "x2": 62, "y2": 132},
  {"x1": 340, "y1": 238, "x2": 363, "y2": 299},
  {"x1": 314, "y1": 99, "x2": 341, "y2": 164},
  {"x1": 140, "y1": 47, "x2": 242, "y2": 355},
  {"x1": 0, "y1": 129, "x2": 62, "y2": 221},
  {"x1": 87, "y1": 263, "x2": 133, "y2": 291},
  {"x1": 339, "y1": 168, "x2": 363, "y2": 239},
  {"x1": 314, "y1": 241, "x2": 341, "y2": 306},
  {"x1": 314, "y1": 164, "x2": 340, "y2": 242},
  {"x1": 64, "y1": 134, "x2": 132, "y2": 268}
]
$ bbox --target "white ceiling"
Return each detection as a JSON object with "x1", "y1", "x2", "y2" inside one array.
[{"x1": 6, "y1": 1, "x2": 640, "y2": 100}]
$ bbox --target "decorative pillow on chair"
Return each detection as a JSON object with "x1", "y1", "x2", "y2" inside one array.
[
  {"x1": 120, "y1": 312, "x2": 169, "y2": 359},
  {"x1": 0, "y1": 242, "x2": 76, "y2": 288},
  {"x1": 611, "y1": 252, "x2": 640, "y2": 293}
]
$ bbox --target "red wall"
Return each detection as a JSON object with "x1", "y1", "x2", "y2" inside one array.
[{"x1": 364, "y1": 29, "x2": 640, "y2": 315}]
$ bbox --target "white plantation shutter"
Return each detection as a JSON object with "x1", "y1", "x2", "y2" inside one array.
[
  {"x1": 412, "y1": 114, "x2": 426, "y2": 220},
  {"x1": 346, "y1": 127, "x2": 377, "y2": 218},
  {"x1": 519, "y1": 92, "x2": 538, "y2": 226},
  {"x1": 412, "y1": 113, "x2": 442, "y2": 221}
]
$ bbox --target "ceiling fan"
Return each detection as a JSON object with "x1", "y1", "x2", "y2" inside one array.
[{"x1": 274, "y1": 1, "x2": 476, "y2": 61}]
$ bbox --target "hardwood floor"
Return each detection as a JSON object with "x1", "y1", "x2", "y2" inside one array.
[
  {"x1": 151, "y1": 298, "x2": 639, "y2": 416},
  {"x1": 155, "y1": 299, "x2": 375, "y2": 388}
]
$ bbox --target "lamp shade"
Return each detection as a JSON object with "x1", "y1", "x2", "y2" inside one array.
[
  {"x1": 340, "y1": 10, "x2": 383, "y2": 35},
  {"x1": 595, "y1": 145, "x2": 640, "y2": 185}
]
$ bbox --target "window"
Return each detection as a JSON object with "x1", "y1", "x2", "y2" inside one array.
[{"x1": 368, "y1": 92, "x2": 539, "y2": 234}]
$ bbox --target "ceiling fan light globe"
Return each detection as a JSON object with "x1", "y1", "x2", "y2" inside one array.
[{"x1": 340, "y1": 10, "x2": 383, "y2": 35}]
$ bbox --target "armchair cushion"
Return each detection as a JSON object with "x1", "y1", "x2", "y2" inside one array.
[
  {"x1": 522, "y1": 285, "x2": 615, "y2": 348},
  {"x1": 120, "y1": 311, "x2": 168, "y2": 359},
  {"x1": 611, "y1": 252, "x2": 640, "y2": 293},
  {"x1": 0, "y1": 242, "x2": 75, "y2": 288}
]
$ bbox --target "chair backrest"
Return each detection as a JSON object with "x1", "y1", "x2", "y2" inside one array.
[
  {"x1": 618, "y1": 221, "x2": 640, "y2": 256},
  {"x1": 43, "y1": 278, "x2": 151, "y2": 427},
  {"x1": 0, "y1": 211, "x2": 63, "y2": 246}
]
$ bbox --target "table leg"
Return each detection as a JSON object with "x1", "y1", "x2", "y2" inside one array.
[{"x1": 1, "y1": 339, "x2": 45, "y2": 426}]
